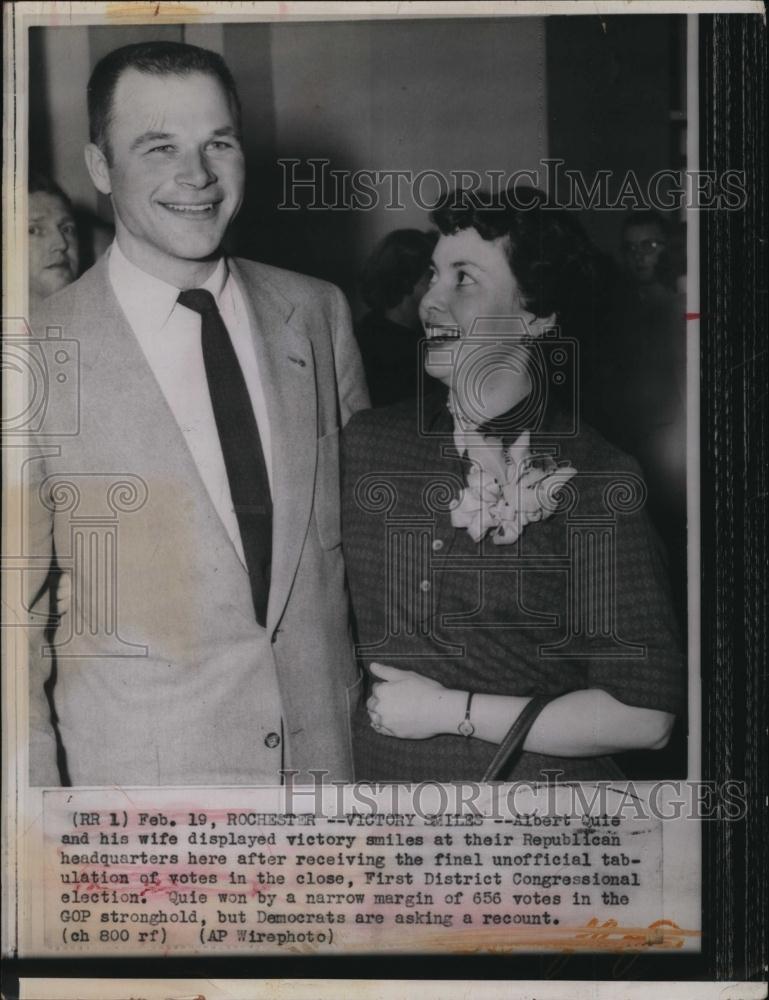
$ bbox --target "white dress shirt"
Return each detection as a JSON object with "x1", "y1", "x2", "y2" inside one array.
[{"x1": 108, "y1": 241, "x2": 273, "y2": 567}]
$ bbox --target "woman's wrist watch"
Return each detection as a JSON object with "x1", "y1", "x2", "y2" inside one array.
[{"x1": 457, "y1": 691, "x2": 475, "y2": 737}]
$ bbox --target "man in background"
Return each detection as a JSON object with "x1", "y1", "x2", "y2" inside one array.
[
  {"x1": 620, "y1": 209, "x2": 679, "y2": 294},
  {"x1": 592, "y1": 209, "x2": 686, "y2": 627},
  {"x1": 28, "y1": 173, "x2": 80, "y2": 309}
]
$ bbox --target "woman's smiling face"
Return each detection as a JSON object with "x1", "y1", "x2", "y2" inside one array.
[{"x1": 419, "y1": 227, "x2": 526, "y2": 387}]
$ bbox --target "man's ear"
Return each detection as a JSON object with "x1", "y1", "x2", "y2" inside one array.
[
  {"x1": 84, "y1": 143, "x2": 112, "y2": 196},
  {"x1": 527, "y1": 312, "x2": 557, "y2": 340}
]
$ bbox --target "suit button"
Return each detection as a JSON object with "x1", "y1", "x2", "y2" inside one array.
[
  {"x1": 432, "y1": 539, "x2": 444, "y2": 551},
  {"x1": 264, "y1": 732, "x2": 281, "y2": 749},
  {"x1": 420, "y1": 579, "x2": 431, "y2": 592}
]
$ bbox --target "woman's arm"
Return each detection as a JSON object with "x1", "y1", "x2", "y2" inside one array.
[{"x1": 367, "y1": 662, "x2": 674, "y2": 757}]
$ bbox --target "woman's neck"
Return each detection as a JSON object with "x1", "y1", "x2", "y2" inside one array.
[{"x1": 449, "y1": 368, "x2": 532, "y2": 430}]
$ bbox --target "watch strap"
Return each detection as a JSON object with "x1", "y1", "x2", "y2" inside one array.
[{"x1": 457, "y1": 691, "x2": 475, "y2": 737}]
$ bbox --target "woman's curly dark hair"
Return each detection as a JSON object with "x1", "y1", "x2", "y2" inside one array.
[{"x1": 430, "y1": 187, "x2": 600, "y2": 324}]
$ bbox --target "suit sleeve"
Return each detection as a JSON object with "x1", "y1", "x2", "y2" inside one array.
[{"x1": 330, "y1": 285, "x2": 370, "y2": 425}]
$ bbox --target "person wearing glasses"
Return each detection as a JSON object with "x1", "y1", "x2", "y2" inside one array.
[{"x1": 620, "y1": 209, "x2": 676, "y2": 292}]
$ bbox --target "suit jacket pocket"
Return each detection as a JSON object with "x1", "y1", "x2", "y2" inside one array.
[{"x1": 315, "y1": 428, "x2": 342, "y2": 549}]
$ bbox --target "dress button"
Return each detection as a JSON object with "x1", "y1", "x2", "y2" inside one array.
[
  {"x1": 264, "y1": 732, "x2": 281, "y2": 749},
  {"x1": 420, "y1": 579, "x2": 431, "y2": 592},
  {"x1": 432, "y1": 539, "x2": 444, "y2": 551}
]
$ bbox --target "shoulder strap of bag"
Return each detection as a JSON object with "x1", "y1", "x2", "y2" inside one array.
[{"x1": 481, "y1": 694, "x2": 553, "y2": 782}]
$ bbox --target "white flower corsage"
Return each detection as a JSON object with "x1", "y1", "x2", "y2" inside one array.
[{"x1": 450, "y1": 429, "x2": 577, "y2": 545}]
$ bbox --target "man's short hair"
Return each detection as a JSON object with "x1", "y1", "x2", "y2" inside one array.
[
  {"x1": 621, "y1": 208, "x2": 670, "y2": 237},
  {"x1": 87, "y1": 40, "x2": 242, "y2": 159},
  {"x1": 430, "y1": 187, "x2": 597, "y2": 321},
  {"x1": 29, "y1": 171, "x2": 74, "y2": 212}
]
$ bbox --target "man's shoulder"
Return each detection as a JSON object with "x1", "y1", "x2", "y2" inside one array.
[
  {"x1": 231, "y1": 257, "x2": 343, "y2": 308},
  {"x1": 31, "y1": 257, "x2": 110, "y2": 330}
]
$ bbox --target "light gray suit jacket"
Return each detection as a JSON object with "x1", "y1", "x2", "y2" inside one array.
[{"x1": 26, "y1": 254, "x2": 369, "y2": 786}]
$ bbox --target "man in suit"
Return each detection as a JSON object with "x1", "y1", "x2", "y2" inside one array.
[{"x1": 26, "y1": 41, "x2": 368, "y2": 786}]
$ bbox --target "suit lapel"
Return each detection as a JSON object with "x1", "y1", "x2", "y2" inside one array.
[{"x1": 229, "y1": 260, "x2": 318, "y2": 632}]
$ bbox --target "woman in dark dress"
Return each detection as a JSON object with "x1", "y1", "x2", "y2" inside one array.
[{"x1": 341, "y1": 189, "x2": 683, "y2": 783}]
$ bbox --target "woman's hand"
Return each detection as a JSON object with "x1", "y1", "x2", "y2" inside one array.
[{"x1": 366, "y1": 662, "x2": 466, "y2": 740}]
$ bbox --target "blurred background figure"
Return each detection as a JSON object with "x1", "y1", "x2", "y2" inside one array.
[
  {"x1": 28, "y1": 172, "x2": 80, "y2": 308},
  {"x1": 355, "y1": 229, "x2": 439, "y2": 407},
  {"x1": 609, "y1": 210, "x2": 686, "y2": 504},
  {"x1": 592, "y1": 208, "x2": 687, "y2": 624},
  {"x1": 620, "y1": 208, "x2": 680, "y2": 295}
]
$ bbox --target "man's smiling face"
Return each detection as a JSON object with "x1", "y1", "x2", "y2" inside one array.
[{"x1": 87, "y1": 68, "x2": 245, "y2": 286}]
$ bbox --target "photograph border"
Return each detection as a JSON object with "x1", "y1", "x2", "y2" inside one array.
[{"x1": 2, "y1": 1, "x2": 766, "y2": 994}]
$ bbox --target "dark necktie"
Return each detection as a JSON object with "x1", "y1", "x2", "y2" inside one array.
[{"x1": 178, "y1": 287, "x2": 272, "y2": 626}]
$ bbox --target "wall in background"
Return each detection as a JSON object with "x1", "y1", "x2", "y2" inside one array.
[
  {"x1": 546, "y1": 14, "x2": 682, "y2": 259},
  {"x1": 260, "y1": 17, "x2": 546, "y2": 301}
]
